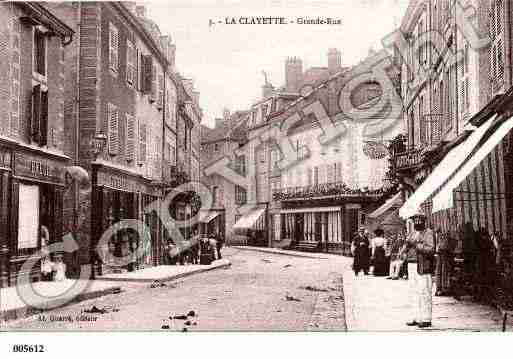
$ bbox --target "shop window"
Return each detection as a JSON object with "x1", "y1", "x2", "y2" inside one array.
[{"x1": 18, "y1": 184, "x2": 40, "y2": 250}]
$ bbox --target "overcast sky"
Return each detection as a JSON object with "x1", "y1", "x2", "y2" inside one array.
[{"x1": 146, "y1": 0, "x2": 409, "y2": 128}]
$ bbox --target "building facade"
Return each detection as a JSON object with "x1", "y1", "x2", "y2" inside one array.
[{"x1": 0, "y1": 2, "x2": 73, "y2": 287}]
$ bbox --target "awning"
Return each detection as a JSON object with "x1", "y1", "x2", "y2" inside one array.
[
  {"x1": 233, "y1": 206, "x2": 266, "y2": 230},
  {"x1": 399, "y1": 114, "x2": 497, "y2": 219},
  {"x1": 281, "y1": 206, "x2": 341, "y2": 214},
  {"x1": 432, "y1": 115, "x2": 513, "y2": 213},
  {"x1": 368, "y1": 192, "x2": 402, "y2": 219},
  {"x1": 198, "y1": 210, "x2": 221, "y2": 224}
]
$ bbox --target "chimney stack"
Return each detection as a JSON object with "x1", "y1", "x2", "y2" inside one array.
[
  {"x1": 328, "y1": 48, "x2": 342, "y2": 75},
  {"x1": 192, "y1": 91, "x2": 200, "y2": 106},
  {"x1": 135, "y1": 5, "x2": 146, "y2": 18},
  {"x1": 285, "y1": 56, "x2": 303, "y2": 93},
  {"x1": 222, "y1": 108, "x2": 230, "y2": 120}
]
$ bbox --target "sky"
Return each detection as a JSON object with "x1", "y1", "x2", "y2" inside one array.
[{"x1": 146, "y1": 0, "x2": 409, "y2": 128}]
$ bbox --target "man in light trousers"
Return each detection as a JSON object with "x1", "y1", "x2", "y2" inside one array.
[{"x1": 406, "y1": 213, "x2": 435, "y2": 328}]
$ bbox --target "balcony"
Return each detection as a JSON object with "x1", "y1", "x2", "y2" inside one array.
[
  {"x1": 394, "y1": 149, "x2": 423, "y2": 170},
  {"x1": 273, "y1": 181, "x2": 385, "y2": 201}
]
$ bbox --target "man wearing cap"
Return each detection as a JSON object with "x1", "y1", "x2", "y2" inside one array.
[{"x1": 406, "y1": 213, "x2": 435, "y2": 328}]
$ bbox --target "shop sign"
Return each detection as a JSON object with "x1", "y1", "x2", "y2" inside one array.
[
  {"x1": 97, "y1": 171, "x2": 159, "y2": 196},
  {"x1": 15, "y1": 153, "x2": 63, "y2": 183}
]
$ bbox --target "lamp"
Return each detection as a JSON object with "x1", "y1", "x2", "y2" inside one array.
[{"x1": 90, "y1": 132, "x2": 107, "y2": 160}]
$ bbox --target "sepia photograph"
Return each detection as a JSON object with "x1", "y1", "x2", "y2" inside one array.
[{"x1": 1, "y1": 0, "x2": 513, "y2": 356}]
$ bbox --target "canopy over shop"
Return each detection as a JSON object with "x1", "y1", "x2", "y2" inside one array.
[{"x1": 233, "y1": 206, "x2": 267, "y2": 246}]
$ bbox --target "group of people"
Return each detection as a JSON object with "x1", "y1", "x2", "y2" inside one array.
[
  {"x1": 351, "y1": 227, "x2": 408, "y2": 280},
  {"x1": 352, "y1": 213, "x2": 436, "y2": 328},
  {"x1": 166, "y1": 231, "x2": 224, "y2": 266}
]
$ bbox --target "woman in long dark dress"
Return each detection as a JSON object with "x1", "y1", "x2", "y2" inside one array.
[
  {"x1": 352, "y1": 227, "x2": 370, "y2": 276},
  {"x1": 372, "y1": 228, "x2": 388, "y2": 276}
]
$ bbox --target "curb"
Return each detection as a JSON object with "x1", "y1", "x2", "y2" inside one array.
[
  {"x1": 1, "y1": 285, "x2": 121, "y2": 323},
  {"x1": 231, "y1": 246, "x2": 332, "y2": 259},
  {"x1": 96, "y1": 261, "x2": 232, "y2": 283}
]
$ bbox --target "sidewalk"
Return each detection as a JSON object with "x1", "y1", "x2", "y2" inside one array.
[
  {"x1": 1, "y1": 280, "x2": 121, "y2": 322},
  {"x1": 96, "y1": 258, "x2": 231, "y2": 282},
  {"x1": 341, "y1": 257, "x2": 506, "y2": 332},
  {"x1": 231, "y1": 246, "x2": 333, "y2": 259}
]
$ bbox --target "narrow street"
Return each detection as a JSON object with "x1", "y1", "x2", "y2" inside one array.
[{"x1": 3, "y1": 248, "x2": 347, "y2": 331}]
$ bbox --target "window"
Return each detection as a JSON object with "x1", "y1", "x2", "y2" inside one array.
[
  {"x1": 150, "y1": 64, "x2": 157, "y2": 102},
  {"x1": 261, "y1": 104, "x2": 268, "y2": 120},
  {"x1": 214, "y1": 143, "x2": 219, "y2": 152},
  {"x1": 490, "y1": 0, "x2": 505, "y2": 89},
  {"x1": 126, "y1": 114, "x2": 136, "y2": 162},
  {"x1": 235, "y1": 185, "x2": 247, "y2": 205},
  {"x1": 419, "y1": 96, "x2": 426, "y2": 144},
  {"x1": 126, "y1": 40, "x2": 136, "y2": 85},
  {"x1": 107, "y1": 103, "x2": 119, "y2": 155},
  {"x1": 236, "y1": 155, "x2": 246, "y2": 175},
  {"x1": 212, "y1": 186, "x2": 218, "y2": 204},
  {"x1": 109, "y1": 23, "x2": 119, "y2": 73},
  {"x1": 34, "y1": 27, "x2": 46, "y2": 76},
  {"x1": 157, "y1": 73, "x2": 164, "y2": 109},
  {"x1": 259, "y1": 148, "x2": 266, "y2": 163},
  {"x1": 314, "y1": 166, "x2": 319, "y2": 185},
  {"x1": 138, "y1": 121, "x2": 147, "y2": 164},
  {"x1": 142, "y1": 55, "x2": 153, "y2": 94},
  {"x1": 31, "y1": 84, "x2": 48, "y2": 146},
  {"x1": 270, "y1": 149, "x2": 280, "y2": 171}
]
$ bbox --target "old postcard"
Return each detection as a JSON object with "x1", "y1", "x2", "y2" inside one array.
[{"x1": 1, "y1": 0, "x2": 513, "y2": 353}]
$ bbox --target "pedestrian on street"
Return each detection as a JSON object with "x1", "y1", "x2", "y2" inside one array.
[
  {"x1": 387, "y1": 232, "x2": 406, "y2": 280},
  {"x1": 215, "y1": 232, "x2": 225, "y2": 260},
  {"x1": 434, "y1": 230, "x2": 455, "y2": 296},
  {"x1": 351, "y1": 227, "x2": 371, "y2": 276},
  {"x1": 371, "y1": 228, "x2": 388, "y2": 276},
  {"x1": 406, "y1": 212, "x2": 435, "y2": 328}
]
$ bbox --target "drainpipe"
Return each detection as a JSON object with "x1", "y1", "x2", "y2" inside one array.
[
  {"x1": 454, "y1": 0, "x2": 459, "y2": 137},
  {"x1": 160, "y1": 67, "x2": 167, "y2": 266}
]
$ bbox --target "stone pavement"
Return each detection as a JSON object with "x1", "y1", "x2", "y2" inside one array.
[
  {"x1": 96, "y1": 258, "x2": 231, "y2": 282},
  {"x1": 231, "y1": 246, "x2": 333, "y2": 259},
  {"x1": 341, "y1": 256, "x2": 506, "y2": 332},
  {"x1": 1, "y1": 279, "x2": 121, "y2": 322}
]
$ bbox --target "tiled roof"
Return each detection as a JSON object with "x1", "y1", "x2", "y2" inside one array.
[{"x1": 200, "y1": 111, "x2": 250, "y2": 144}]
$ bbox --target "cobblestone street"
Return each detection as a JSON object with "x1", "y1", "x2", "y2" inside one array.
[{"x1": 3, "y1": 248, "x2": 347, "y2": 331}]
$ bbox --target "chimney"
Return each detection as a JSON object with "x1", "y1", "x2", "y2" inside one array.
[
  {"x1": 182, "y1": 78, "x2": 194, "y2": 95},
  {"x1": 215, "y1": 118, "x2": 224, "y2": 128},
  {"x1": 160, "y1": 35, "x2": 176, "y2": 68},
  {"x1": 192, "y1": 91, "x2": 200, "y2": 105},
  {"x1": 285, "y1": 56, "x2": 303, "y2": 93},
  {"x1": 328, "y1": 48, "x2": 342, "y2": 74},
  {"x1": 135, "y1": 5, "x2": 146, "y2": 18},
  {"x1": 222, "y1": 108, "x2": 230, "y2": 120}
]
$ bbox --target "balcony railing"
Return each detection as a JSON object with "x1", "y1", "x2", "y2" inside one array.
[
  {"x1": 273, "y1": 181, "x2": 385, "y2": 201},
  {"x1": 394, "y1": 149, "x2": 423, "y2": 170}
]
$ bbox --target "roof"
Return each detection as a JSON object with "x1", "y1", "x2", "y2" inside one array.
[
  {"x1": 201, "y1": 111, "x2": 250, "y2": 144},
  {"x1": 22, "y1": 3, "x2": 74, "y2": 39}
]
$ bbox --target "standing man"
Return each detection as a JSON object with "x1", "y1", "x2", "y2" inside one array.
[
  {"x1": 351, "y1": 227, "x2": 371, "y2": 276},
  {"x1": 406, "y1": 213, "x2": 435, "y2": 328}
]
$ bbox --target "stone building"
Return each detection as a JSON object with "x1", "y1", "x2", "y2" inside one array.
[
  {"x1": 46, "y1": 2, "x2": 196, "y2": 276},
  {"x1": 0, "y1": 2, "x2": 73, "y2": 287}
]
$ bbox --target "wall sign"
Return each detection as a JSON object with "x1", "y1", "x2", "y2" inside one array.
[
  {"x1": 97, "y1": 170, "x2": 159, "y2": 196},
  {"x1": 15, "y1": 152, "x2": 64, "y2": 184}
]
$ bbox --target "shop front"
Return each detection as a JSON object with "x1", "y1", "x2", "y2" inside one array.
[
  {"x1": 198, "y1": 209, "x2": 225, "y2": 239},
  {"x1": 233, "y1": 205, "x2": 267, "y2": 246},
  {"x1": 278, "y1": 197, "x2": 366, "y2": 254},
  {"x1": 91, "y1": 165, "x2": 162, "y2": 276},
  {"x1": 0, "y1": 143, "x2": 68, "y2": 288}
]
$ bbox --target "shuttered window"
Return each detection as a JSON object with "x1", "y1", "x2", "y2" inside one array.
[
  {"x1": 151, "y1": 64, "x2": 157, "y2": 102},
  {"x1": 157, "y1": 73, "x2": 164, "y2": 109},
  {"x1": 142, "y1": 55, "x2": 153, "y2": 94},
  {"x1": 138, "y1": 120, "x2": 147, "y2": 164},
  {"x1": 107, "y1": 103, "x2": 119, "y2": 155},
  {"x1": 126, "y1": 40, "x2": 136, "y2": 85},
  {"x1": 326, "y1": 163, "x2": 334, "y2": 183},
  {"x1": 34, "y1": 28, "x2": 46, "y2": 76},
  {"x1": 30, "y1": 85, "x2": 48, "y2": 146},
  {"x1": 490, "y1": 0, "x2": 504, "y2": 90},
  {"x1": 109, "y1": 23, "x2": 119, "y2": 72},
  {"x1": 126, "y1": 114, "x2": 135, "y2": 162}
]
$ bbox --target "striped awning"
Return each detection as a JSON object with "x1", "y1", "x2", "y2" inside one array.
[
  {"x1": 233, "y1": 206, "x2": 266, "y2": 230},
  {"x1": 281, "y1": 206, "x2": 341, "y2": 214},
  {"x1": 198, "y1": 210, "x2": 221, "y2": 224},
  {"x1": 368, "y1": 192, "x2": 402, "y2": 219}
]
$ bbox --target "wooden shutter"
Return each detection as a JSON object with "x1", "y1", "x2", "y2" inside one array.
[
  {"x1": 327, "y1": 164, "x2": 334, "y2": 183},
  {"x1": 40, "y1": 90, "x2": 48, "y2": 146},
  {"x1": 143, "y1": 55, "x2": 153, "y2": 94},
  {"x1": 138, "y1": 120, "x2": 147, "y2": 164},
  {"x1": 109, "y1": 23, "x2": 119, "y2": 72},
  {"x1": 107, "y1": 104, "x2": 119, "y2": 155},
  {"x1": 157, "y1": 74, "x2": 164, "y2": 109},
  {"x1": 31, "y1": 84, "x2": 41, "y2": 142},
  {"x1": 126, "y1": 114, "x2": 135, "y2": 162},
  {"x1": 126, "y1": 41, "x2": 135, "y2": 84},
  {"x1": 150, "y1": 64, "x2": 157, "y2": 102},
  {"x1": 336, "y1": 162, "x2": 342, "y2": 182},
  {"x1": 307, "y1": 167, "x2": 313, "y2": 186}
]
